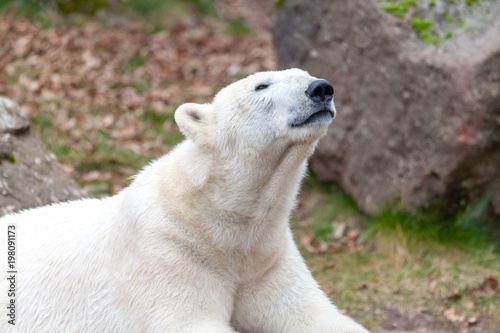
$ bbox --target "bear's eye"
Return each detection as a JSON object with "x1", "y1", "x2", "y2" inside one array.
[{"x1": 255, "y1": 84, "x2": 269, "y2": 91}]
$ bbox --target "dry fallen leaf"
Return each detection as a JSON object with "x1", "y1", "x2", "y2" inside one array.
[
  {"x1": 82, "y1": 170, "x2": 113, "y2": 182},
  {"x1": 445, "y1": 287, "x2": 462, "y2": 301},
  {"x1": 429, "y1": 279, "x2": 439, "y2": 300},
  {"x1": 324, "y1": 260, "x2": 337, "y2": 269},
  {"x1": 300, "y1": 233, "x2": 315, "y2": 254},
  {"x1": 332, "y1": 222, "x2": 346, "y2": 240},
  {"x1": 443, "y1": 307, "x2": 465, "y2": 323},
  {"x1": 315, "y1": 241, "x2": 329, "y2": 254},
  {"x1": 480, "y1": 276, "x2": 499, "y2": 295},
  {"x1": 347, "y1": 228, "x2": 362, "y2": 248}
]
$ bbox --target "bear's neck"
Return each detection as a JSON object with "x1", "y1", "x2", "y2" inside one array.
[
  {"x1": 171, "y1": 141, "x2": 315, "y2": 242},
  {"x1": 138, "y1": 140, "x2": 317, "y2": 250},
  {"x1": 213, "y1": 142, "x2": 313, "y2": 220}
]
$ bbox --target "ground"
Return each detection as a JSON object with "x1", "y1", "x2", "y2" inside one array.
[{"x1": 0, "y1": 0, "x2": 498, "y2": 332}]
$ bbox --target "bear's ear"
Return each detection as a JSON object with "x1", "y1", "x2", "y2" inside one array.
[{"x1": 175, "y1": 103, "x2": 214, "y2": 145}]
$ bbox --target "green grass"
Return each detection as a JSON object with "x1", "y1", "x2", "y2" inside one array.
[
  {"x1": 307, "y1": 183, "x2": 361, "y2": 216},
  {"x1": 310, "y1": 219, "x2": 335, "y2": 242},
  {"x1": 365, "y1": 192, "x2": 496, "y2": 254},
  {"x1": 129, "y1": 55, "x2": 145, "y2": 68},
  {"x1": 225, "y1": 21, "x2": 254, "y2": 35},
  {"x1": 302, "y1": 169, "x2": 364, "y2": 241},
  {"x1": 31, "y1": 108, "x2": 152, "y2": 196},
  {"x1": 0, "y1": 0, "x2": 44, "y2": 16},
  {"x1": 120, "y1": 55, "x2": 146, "y2": 74},
  {"x1": 143, "y1": 107, "x2": 176, "y2": 124},
  {"x1": 124, "y1": 0, "x2": 218, "y2": 20},
  {"x1": 307, "y1": 247, "x2": 500, "y2": 329},
  {"x1": 0, "y1": 0, "x2": 218, "y2": 28},
  {"x1": 133, "y1": 80, "x2": 151, "y2": 94},
  {"x1": 297, "y1": 178, "x2": 500, "y2": 329},
  {"x1": 57, "y1": 0, "x2": 109, "y2": 15},
  {"x1": 31, "y1": 110, "x2": 54, "y2": 128},
  {"x1": 142, "y1": 107, "x2": 184, "y2": 146}
]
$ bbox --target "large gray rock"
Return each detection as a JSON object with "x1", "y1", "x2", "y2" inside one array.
[
  {"x1": 273, "y1": 0, "x2": 500, "y2": 214},
  {"x1": 0, "y1": 97, "x2": 85, "y2": 217}
]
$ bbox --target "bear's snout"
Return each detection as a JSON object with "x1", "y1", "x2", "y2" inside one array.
[{"x1": 305, "y1": 80, "x2": 334, "y2": 103}]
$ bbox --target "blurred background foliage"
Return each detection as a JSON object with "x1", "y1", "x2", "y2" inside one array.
[{"x1": 0, "y1": 0, "x2": 217, "y2": 17}]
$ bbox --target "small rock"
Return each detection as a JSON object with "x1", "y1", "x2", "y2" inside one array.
[
  {"x1": 467, "y1": 316, "x2": 478, "y2": 326},
  {"x1": 443, "y1": 307, "x2": 465, "y2": 323},
  {"x1": 347, "y1": 228, "x2": 362, "y2": 246},
  {"x1": 0, "y1": 97, "x2": 30, "y2": 134},
  {"x1": 332, "y1": 222, "x2": 346, "y2": 240},
  {"x1": 0, "y1": 134, "x2": 14, "y2": 158}
]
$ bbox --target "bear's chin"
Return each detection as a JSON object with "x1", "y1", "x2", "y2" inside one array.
[{"x1": 290, "y1": 109, "x2": 334, "y2": 127}]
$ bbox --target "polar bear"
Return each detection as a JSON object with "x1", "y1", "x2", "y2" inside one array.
[{"x1": 0, "y1": 69, "x2": 368, "y2": 332}]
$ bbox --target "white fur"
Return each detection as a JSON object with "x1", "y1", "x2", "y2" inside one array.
[{"x1": 0, "y1": 69, "x2": 368, "y2": 332}]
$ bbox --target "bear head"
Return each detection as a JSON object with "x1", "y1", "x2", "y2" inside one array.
[{"x1": 174, "y1": 68, "x2": 335, "y2": 158}]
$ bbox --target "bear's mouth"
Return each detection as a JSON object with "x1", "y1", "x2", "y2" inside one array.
[{"x1": 291, "y1": 109, "x2": 334, "y2": 127}]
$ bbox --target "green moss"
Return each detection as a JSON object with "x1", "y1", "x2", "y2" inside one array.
[
  {"x1": 429, "y1": 1, "x2": 436, "y2": 8},
  {"x1": 274, "y1": 0, "x2": 286, "y2": 8},
  {"x1": 411, "y1": 16, "x2": 433, "y2": 32},
  {"x1": 419, "y1": 32, "x2": 440, "y2": 44},
  {"x1": 381, "y1": 0, "x2": 416, "y2": 18},
  {"x1": 7, "y1": 154, "x2": 16, "y2": 163},
  {"x1": 411, "y1": 16, "x2": 441, "y2": 44},
  {"x1": 445, "y1": 14, "x2": 454, "y2": 24}
]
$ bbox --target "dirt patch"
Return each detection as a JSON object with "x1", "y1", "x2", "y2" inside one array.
[{"x1": 379, "y1": 307, "x2": 499, "y2": 333}]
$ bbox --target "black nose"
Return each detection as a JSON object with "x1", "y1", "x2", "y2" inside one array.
[{"x1": 305, "y1": 79, "x2": 334, "y2": 102}]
